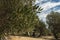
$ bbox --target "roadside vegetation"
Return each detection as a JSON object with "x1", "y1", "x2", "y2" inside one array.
[{"x1": 0, "y1": 0, "x2": 60, "y2": 40}]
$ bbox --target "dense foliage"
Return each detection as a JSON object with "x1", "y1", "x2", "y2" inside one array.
[
  {"x1": 33, "y1": 21, "x2": 46, "y2": 37},
  {"x1": 0, "y1": 0, "x2": 43, "y2": 40},
  {"x1": 46, "y1": 11, "x2": 60, "y2": 39}
]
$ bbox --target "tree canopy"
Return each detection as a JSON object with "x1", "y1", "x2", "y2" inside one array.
[
  {"x1": 0, "y1": 0, "x2": 42, "y2": 40},
  {"x1": 46, "y1": 11, "x2": 60, "y2": 39}
]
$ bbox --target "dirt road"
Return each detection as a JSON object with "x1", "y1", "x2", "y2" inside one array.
[{"x1": 6, "y1": 36, "x2": 55, "y2": 40}]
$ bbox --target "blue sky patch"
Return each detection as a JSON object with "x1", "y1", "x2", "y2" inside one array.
[
  {"x1": 36, "y1": 0, "x2": 60, "y2": 22},
  {"x1": 51, "y1": 0, "x2": 60, "y2": 2}
]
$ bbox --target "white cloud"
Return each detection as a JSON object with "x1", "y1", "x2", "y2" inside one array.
[
  {"x1": 35, "y1": 0, "x2": 40, "y2": 4},
  {"x1": 37, "y1": 13, "x2": 48, "y2": 21},
  {"x1": 55, "y1": 10, "x2": 60, "y2": 12},
  {"x1": 35, "y1": 0, "x2": 48, "y2": 4},
  {"x1": 41, "y1": 2, "x2": 60, "y2": 11},
  {"x1": 39, "y1": 13, "x2": 47, "y2": 18},
  {"x1": 36, "y1": 0, "x2": 60, "y2": 22}
]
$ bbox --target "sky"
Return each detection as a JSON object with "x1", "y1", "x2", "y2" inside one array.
[{"x1": 35, "y1": 0, "x2": 60, "y2": 22}]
